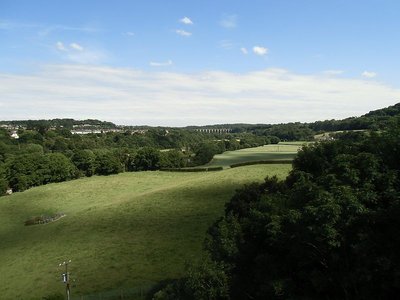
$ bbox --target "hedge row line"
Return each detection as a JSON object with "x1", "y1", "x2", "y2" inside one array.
[
  {"x1": 161, "y1": 160, "x2": 293, "y2": 172},
  {"x1": 160, "y1": 166, "x2": 223, "y2": 172},
  {"x1": 230, "y1": 160, "x2": 293, "y2": 168}
]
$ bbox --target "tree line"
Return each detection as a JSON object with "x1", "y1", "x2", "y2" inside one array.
[{"x1": 189, "y1": 102, "x2": 400, "y2": 141}]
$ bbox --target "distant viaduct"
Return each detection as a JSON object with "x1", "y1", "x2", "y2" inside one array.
[{"x1": 195, "y1": 128, "x2": 232, "y2": 134}]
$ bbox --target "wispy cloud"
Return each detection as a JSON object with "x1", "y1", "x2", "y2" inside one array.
[
  {"x1": 240, "y1": 47, "x2": 248, "y2": 55},
  {"x1": 253, "y1": 46, "x2": 268, "y2": 56},
  {"x1": 124, "y1": 31, "x2": 135, "y2": 36},
  {"x1": 180, "y1": 17, "x2": 193, "y2": 25},
  {"x1": 66, "y1": 51, "x2": 106, "y2": 64},
  {"x1": 323, "y1": 70, "x2": 344, "y2": 76},
  {"x1": 219, "y1": 40, "x2": 234, "y2": 50},
  {"x1": 55, "y1": 42, "x2": 106, "y2": 64},
  {"x1": 70, "y1": 43, "x2": 84, "y2": 51},
  {"x1": 176, "y1": 29, "x2": 192, "y2": 37},
  {"x1": 55, "y1": 42, "x2": 84, "y2": 52},
  {"x1": 0, "y1": 65, "x2": 398, "y2": 126},
  {"x1": 149, "y1": 60, "x2": 173, "y2": 67},
  {"x1": 220, "y1": 14, "x2": 237, "y2": 29},
  {"x1": 56, "y1": 41, "x2": 67, "y2": 51},
  {"x1": 38, "y1": 25, "x2": 98, "y2": 36},
  {"x1": 0, "y1": 20, "x2": 99, "y2": 38},
  {"x1": 0, "y1": 20, "x2": 40, "y2": 30},
  {"x1": 362, "y1": 71, "x2": 377, "y2": 78}
]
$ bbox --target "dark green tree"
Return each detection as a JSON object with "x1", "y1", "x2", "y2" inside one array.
[
  {"x1": 160, "y1": 150, "x2": 186, "y2": 168},
  {"x1": 41, "y1": 153, "x2": 77, "y2": 183},
  {"x1": 72, "y1": 149, "x2": 96, "y2": 177},
  {"x1": 193, "y1": 142, "x2": 219, "y2": 165},
  {"x1": 133, "y1": 147, "x2": 161, "y2": 171},
  {"x1": 0, "y1": 163, "x2": 8, "y2": 195},
  {"x1": 95, "y1": 152, "x2": 123, "y2": 175}
]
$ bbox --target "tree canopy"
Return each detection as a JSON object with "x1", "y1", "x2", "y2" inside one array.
[{"x1": 156, "y1": 124, "x2": 400, "y2": 299}]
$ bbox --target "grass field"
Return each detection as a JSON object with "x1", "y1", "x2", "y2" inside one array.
[
  {"x1": 0, "y1": 164, "x2": 291, "y2": 299},
  {"x1": 203, "y1": 142, "x2": 305, "y2": 168}
]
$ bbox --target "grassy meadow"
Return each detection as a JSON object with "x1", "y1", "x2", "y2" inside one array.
[
  {"x1": 0, "y1": 164, "x2": 291, "y2": 299},
  {"x1": 204, "y1": 142, "x2": 305, "y2": 168}
]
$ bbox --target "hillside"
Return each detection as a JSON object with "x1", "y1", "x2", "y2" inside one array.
[
  {"x1": 0, "y1": 164, "x2": 291, "y2": 299},
  {"x1": 185, "y1": 102, "x2": 400, "y2": 135},
  {"x1": 363, "y1": 102, "x2": 400, "y2": 117},
  {"x1": 203, "y1": 142, "x2": 303, "y2": 168}
]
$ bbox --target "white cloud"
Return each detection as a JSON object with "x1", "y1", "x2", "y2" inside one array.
[
  {"x1": 70, "y1": 43, "x2": 84, "y2": 51},
  {"x1": 56, "y1": 41, "x2": 67, "y2": 51},
  {"x1": 362, "y1": 71, "x2": 377, "y2": 78},
  {"x1": 0, "y1": 65, "x2": 398, "y2": 126},
  {"x1": 124, "y1": 31, "x2": 135, "y2": 36},
  {"x1": 240, "y1": 47, "x2": 248, "y2": 55},
  {"x1": 180, "y1": 17, "x2": 193, "y2": 25},
  {"x1": 323, "y1": 70, "x2": 344, "y2": 76},
  {"x1": 176, "y1": 29, "x2": 192, "y2": 36},
  {"x1": 220, "y1": 14, "x2": 237, "y2": 28},
  {"x1": 253, "y1": 46, "x2": 268, "y2": 56},
  {"x1": 149, "y1": 60, "x2": 173, "y2": 67}
]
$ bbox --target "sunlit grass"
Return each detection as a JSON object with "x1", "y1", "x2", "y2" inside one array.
[
  {"x1": 0, "y1": 164, "x2": 291, "y2": 299},
  {"x1": 204, "y1": 142, "x2": 305, "y2": 168}
]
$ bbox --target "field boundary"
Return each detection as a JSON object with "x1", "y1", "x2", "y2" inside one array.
[
  {"x1": 230, "y1": 160, "x2": 293, "y2": 168},
  {"x1": 160, "y1": 166, "x2": 223, "y2": 172}
]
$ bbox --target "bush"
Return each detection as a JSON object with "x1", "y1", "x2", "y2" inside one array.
[{"x1": 95, "y1": 152, "x2": 123, "y2": 175}]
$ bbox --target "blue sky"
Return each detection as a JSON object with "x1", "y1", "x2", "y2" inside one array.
[{"x1": 1, "y1": 0, "x2": 400, "y2": 126}]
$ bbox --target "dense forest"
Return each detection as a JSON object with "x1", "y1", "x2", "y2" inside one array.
[{"x1": 154, "y1": 121, "x2": 400, "y2": 300}]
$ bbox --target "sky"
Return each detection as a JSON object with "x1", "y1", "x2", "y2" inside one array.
[{"x1": 1, "y1": 0, "x2": 400, "y2": 126}]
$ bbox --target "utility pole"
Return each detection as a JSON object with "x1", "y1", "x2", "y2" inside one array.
[{"x1": 59, "y1": 260, "x2": 71, "y2": 300}]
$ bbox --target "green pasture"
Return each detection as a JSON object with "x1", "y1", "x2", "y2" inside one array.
[
  {"x1": 204, "y1": 142, "x2": 305, "y2": 168},
  {"x1": 0, "y1": 164, "x2": 291, "y2": 299}
]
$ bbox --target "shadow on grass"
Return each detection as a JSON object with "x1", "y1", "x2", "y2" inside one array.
[{"x1": 0, "y1": 167, "x2": 290, "y2": 299}]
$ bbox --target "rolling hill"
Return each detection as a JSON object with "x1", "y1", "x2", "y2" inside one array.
[{"x1": 0, "y1": 164, "x2": 291, "y2": 299}]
